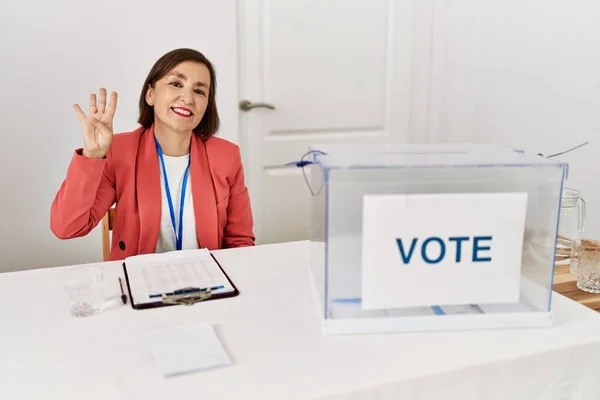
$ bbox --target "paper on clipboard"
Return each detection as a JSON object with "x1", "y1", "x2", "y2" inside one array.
[{"x1": 125, "y1": 249, "x2": 236, "y2": 306}]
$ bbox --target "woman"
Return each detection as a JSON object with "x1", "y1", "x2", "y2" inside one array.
[{"x1": 51, "y1": 48, "x2": 255, "y2": 260}]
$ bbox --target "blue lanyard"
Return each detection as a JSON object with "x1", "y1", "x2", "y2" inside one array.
[{"x1": 155, "y1": 137, "x2": 190, "y2": 251}]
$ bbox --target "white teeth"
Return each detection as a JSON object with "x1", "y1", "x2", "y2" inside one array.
[{"x1": 173, "y1": 107, "x2": 191, "y2": 116}]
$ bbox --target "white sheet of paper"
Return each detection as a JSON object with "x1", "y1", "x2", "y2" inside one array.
[
  {"x1": 147, "y1": 322, "x2": 232, "y2": 378},
  {"x1": 361, "y1": 192, "x2": 528, "y2": 310},
  {"x1": 125, "y1": 249, "x2": 235, "y2": 306}
]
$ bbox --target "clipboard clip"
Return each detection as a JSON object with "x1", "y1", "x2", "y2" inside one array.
[{"x1": 161, "y1": 286, "x2": 213, "y2": 306}]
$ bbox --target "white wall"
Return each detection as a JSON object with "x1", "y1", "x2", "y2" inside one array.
[{"x1": 0, "y1": 0, "x2": 239, "y2": 272}]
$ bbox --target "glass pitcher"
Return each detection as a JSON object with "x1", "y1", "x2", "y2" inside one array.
[{"x1": 556, "y1": 188, "x2": 586, "y2": 270}]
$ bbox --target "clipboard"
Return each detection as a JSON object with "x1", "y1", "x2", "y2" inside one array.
[{"x1": 122, "y1": 252, "x2": 239, "y2": 310}]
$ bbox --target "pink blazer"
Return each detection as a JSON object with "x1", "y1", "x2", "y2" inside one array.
[{"x1": 50, "y1": 125, "x2": 255, "y2": 260}]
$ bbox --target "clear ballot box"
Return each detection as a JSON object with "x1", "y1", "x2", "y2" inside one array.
[{"x1": 307, "y1": 143, "x2": 568, "y2": 334}]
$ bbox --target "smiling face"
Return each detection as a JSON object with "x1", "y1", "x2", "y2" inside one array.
[{"x1": 145, "y1": 61, "x2": 211, "y2": 135}]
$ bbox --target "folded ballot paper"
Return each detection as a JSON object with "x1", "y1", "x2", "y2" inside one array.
[{"x1": 147, "y1": 322, "x2": 232, "y2": 377}]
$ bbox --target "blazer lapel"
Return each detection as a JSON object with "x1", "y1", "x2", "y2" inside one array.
[
  {"x1": 191, "y1": 134, "x2": 219, "y2": 249},
  {"x1": 135, "y1": 125, "x2": 162, "y2": 254}
]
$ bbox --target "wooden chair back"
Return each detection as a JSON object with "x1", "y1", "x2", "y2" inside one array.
[{"x1": 101, "y1": 208, "x2": 115, "y2": 262}]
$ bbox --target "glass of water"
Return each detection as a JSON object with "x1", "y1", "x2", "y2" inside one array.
[
  {"x1": 573, "y1": 239, "x2": 600, "y2": 293},
  {"x1": 557, "y1": 188, "x2": 586, "y2": 269},
  {"x1": 65, "y1": 265, "x2": 105, "y2": 317}
]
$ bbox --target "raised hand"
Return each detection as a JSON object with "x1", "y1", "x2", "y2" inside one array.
[{"x1": 73, "y1": 88, "x2": 118, "y2": 159}]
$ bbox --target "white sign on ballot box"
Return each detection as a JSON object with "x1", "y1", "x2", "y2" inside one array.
[{"x1": 361, "y1": 192, "x2": 528, "y2": 310}]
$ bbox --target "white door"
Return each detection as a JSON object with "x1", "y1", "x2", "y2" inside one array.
[{"x1": 238, "y1": 0, "x2": 417, "y2": 244}]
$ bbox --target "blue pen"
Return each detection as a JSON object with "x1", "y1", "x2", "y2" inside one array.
[{"x1": 149, "y1": 285, "x2": 224, "y2": 299}]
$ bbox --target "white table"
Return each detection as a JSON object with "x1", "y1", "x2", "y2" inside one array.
[{"x1": 2, "y1": 241, "x2": 600, "y2": 399}]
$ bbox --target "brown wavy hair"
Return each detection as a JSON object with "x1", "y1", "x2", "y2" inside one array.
[{"x1": 138, "y1": 48, "x2": 220, "y2": 140}]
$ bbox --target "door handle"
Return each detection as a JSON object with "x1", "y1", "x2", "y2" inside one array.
[{"x1": 239, "y1": 100, "x2": 276, "y2": 112}]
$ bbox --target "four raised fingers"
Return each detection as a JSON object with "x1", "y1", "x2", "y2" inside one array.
[{"x1": 80, "y1": 88, "x2": 117, "y2": 127}]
